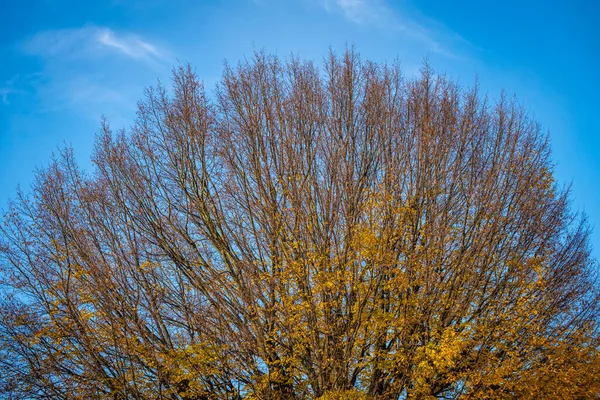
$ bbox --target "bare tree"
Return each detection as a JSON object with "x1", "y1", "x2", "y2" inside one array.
[{"x1": 1, "y1": 50, "x2": 598, "y2": 399}]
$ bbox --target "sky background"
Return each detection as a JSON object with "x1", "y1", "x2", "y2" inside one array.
[{"x1": 0, "y1": 0, "x2": 598, "y2": 257}]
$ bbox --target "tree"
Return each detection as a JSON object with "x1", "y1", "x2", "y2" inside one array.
[{"x1": 1, "y1": 50, "x2": 599, "y2": 399}]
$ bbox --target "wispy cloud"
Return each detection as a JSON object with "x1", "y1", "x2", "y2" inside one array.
[
  {"x1": 0, "y1": 88, "x2": 13, "y2": 105},
  {"x1": 316, "y1": 0, "x2": 467, "y2": 59},
  {"x1": 18, "y1": 25, "x2": 173, "y2": 121},
  {"x1": 96, "y1": 29, "x2": 162, "y2": 60},
  {"x1": 23, "y1": 25, "x2": 169, "y2": 65},
  {"x1": 0, "y1": 76, "x2": 23, "y2": 105},
  {"x1": 321, "y1": 0, "x2": 389, "y2": 25}
]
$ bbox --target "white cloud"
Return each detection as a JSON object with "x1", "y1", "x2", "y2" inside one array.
[
  {"x1": 0, "y1": 76, "x2": 23, "y2": 105},
  {"x1": 0, "y1": 88, "x2": 11, "y2": 105},
  {"x1": 316, "y1": 0, "x2": 466, "y2": 59},
  {"x1": 17, "y1": 26, "x2": 173, "y2": 121},
  {"x1": 23, "y1": 25, "x2": 168, "y2": 65},
  {"x1": 321, "y1": 0, "x2": 388, "y2": 25},
  {"x1": 96, "y1": 29, "x2": 162, "y2": 60}
]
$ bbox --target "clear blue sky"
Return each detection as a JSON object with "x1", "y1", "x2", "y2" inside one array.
[{"x1": 1, "y1": 0, "x2": 598, "y2": 257}]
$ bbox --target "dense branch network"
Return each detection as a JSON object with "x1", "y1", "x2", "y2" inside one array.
[{"x1": 1, "y1": 50, "x2": 599, "y2": 399}]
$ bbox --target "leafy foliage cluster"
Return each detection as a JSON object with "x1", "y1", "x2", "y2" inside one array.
[{"x1": 1, "y1": 51, "x2": 599, "y2": 399}]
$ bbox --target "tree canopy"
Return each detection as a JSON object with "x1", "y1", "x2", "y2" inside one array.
[{"x1": 1, "y1": 50, "x2": 599, "y2": 399}]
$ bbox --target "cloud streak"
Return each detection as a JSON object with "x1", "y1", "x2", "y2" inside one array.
[
  {"x1": 96, "y1": 29, "x2": 162, "y2": 60},
  {"x1": 17, "y1": 26, "x2": 173, "y2": 121},
  {"x1": 316, "y1": 0, "x2": 467, "y2": 59},
  {"x1": 0, "y1": 76, "x2": 23, "y2": 105},
  {"x1": 322, "y1": 0, "x2": 389, "y2": 25},
  {"x1": 23, "y1": 25, "x2": 168, "y2": 65},
  {"x1": 0, "y1": 88, "x2": 13, "y2": 105}
]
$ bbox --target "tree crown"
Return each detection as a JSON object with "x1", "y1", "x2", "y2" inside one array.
[{"x1": 1, "y1": 50, "x2": 599, "y2": 399}]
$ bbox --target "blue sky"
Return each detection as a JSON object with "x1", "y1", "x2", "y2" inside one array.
[{"x1": 0, "y1": 0, "x2": 598, "y2": 257}]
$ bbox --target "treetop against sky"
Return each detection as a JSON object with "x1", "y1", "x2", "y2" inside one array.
[
  {"x1": 1, "y1": 0, "x2": 598, "y2": 258},
  {"x1": 1, "y1": 51, "x2": 598, "y2": 399},
  {"x1": 0, "y1": 1, "x2": 599, "y2": 398}
]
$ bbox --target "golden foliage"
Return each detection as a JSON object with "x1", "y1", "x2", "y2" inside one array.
[{"x1": 0, "y1": 50, "x2": 598, "y2": 399}]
